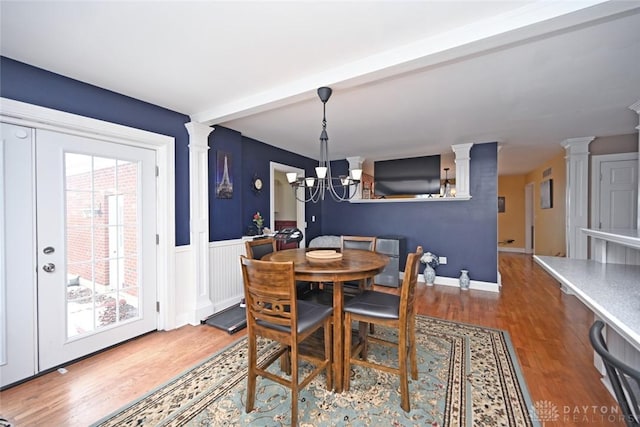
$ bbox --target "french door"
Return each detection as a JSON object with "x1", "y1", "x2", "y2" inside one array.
[{"x1": 1, "y1": 123, "x2": 158, "y2": 385}]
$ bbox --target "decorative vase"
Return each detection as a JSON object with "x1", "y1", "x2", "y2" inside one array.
[
  {"x1": 424, "y1": 265, "x2": 436, "y2": 286},
  {"x1": 459, "y1": 269, "x2": 470, "y2": 290}
]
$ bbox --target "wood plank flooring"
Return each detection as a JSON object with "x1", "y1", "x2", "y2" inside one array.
[{"x1": 0, "y1": 253, "x2": 624, "y2": 426}]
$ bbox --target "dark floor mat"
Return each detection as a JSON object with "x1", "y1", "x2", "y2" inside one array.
[{"x1": 203, "y1": 304, "x2": 246, "y2": 334}]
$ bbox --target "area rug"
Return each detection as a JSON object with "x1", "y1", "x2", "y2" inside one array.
[{"x1": 92, "y1": 316, "x2": 540, "y2": 426}]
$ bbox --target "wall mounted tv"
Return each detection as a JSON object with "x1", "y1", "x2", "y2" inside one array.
[{"x1": 374, "y1": 155, "x2": 441, "y2": 197}]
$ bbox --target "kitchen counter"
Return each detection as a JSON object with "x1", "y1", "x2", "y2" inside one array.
[{"x1": 534, "y1": 255, "x2": 640, "y2": 352}]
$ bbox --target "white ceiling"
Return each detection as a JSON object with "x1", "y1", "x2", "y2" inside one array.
[{"x1": 2, "y1": 1, "x2": 639, "y2": 175}]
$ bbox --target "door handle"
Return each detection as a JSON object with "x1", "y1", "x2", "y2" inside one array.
[{"x1": 42, "y1": 263, "x2": 56, "y2": 273}]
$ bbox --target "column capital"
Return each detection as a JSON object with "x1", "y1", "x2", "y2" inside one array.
[
  {"x1": 561, "y1": 137, "x2": 594, "y2": 154},
  {"x1": 451, "y1": 143, "x2": 473, "y2": 159},
  {"x1": 185, "y1": 122, "x2": 214, "y2": 150},
  {"x1": 346, "y1": 156, "x2": 364, "y2": 168}
]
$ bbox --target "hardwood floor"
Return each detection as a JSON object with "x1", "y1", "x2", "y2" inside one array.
[{"x1": 0, "y1": 253, "x2": 623, "y2": 426}]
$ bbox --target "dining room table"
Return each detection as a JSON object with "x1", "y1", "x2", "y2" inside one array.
[{"x1": 262, "y1": 247, "x2": 389, "y2": 392}]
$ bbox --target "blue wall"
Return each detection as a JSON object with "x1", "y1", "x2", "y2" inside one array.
[
  {"x1": 240, "y1": 135, "x2": 322, "y2": 240},
  {"x1": 208, "y1": 127, "x2": 244, "y2": 241},
  {"x1": 0, "y1": 57, "x2": 321, "y2": 246},
  {"x1": 1, "y1": 57, "x2": 498, "y2": 283},
  {"x1": 0, "y1": 57, "x2": 193, "y2": 246},
  {"x1": 208, "y1": 127, "x2": 321, "y2": 241},
  {"x1": 321, "y1": 143, "x2": 498, "y2": 283}
]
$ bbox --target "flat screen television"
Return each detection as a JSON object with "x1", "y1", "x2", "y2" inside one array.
[{"x1": 374, "y1": 155, "x2": 441, "y2": 197}]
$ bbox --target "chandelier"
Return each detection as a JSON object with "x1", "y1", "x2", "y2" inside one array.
[{"x1": 286, "y1": 87, "x2": 362, "y2": 202}]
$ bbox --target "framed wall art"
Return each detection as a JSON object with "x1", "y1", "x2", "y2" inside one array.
[
  {"x1": 216, "y1": 151, "x2": 233, "y2": 199},
  {"x1": 540, "y1": 179, "x2": 553, "y2": 209}
]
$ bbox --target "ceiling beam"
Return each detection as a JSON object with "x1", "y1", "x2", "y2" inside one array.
[{"x1": 190, "y1": 0, "x2": 636, "y2": 125}]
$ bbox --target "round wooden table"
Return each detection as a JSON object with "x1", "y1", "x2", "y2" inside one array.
[{"x1": 263, "y1": 248, "x2": 389, "y2": 392}]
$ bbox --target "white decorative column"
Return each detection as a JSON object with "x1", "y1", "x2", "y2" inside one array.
[
  {"x1": 629, "y1": 100, "x2": 640, "y2": 228},
  {"x1": 185, "y1": 122, "x2": 214, "y2": 325},
  {"x1": 452, "y1": 143, "x2": 473, "y2": 198},
  {"x1": 346, "y1": 156, "x2": 364, "y2": 200},
  {"x1": 562, "y1": 137, "x2": 594, "y2": 259}
]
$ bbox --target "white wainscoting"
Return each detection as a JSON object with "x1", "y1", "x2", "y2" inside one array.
[
  {"x1": 209, "y1": 239, "x2": 247, "y2": 313},
  {"x1": 173, "y1": 239, "x2": 248, "y2": 328}
]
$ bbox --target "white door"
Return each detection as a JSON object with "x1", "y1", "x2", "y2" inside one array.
[
  {"x1": 0, "y1": 123, "x2": 37, "y2": 387},
  {"x1": 36, "y1": 129, "x2": 157, "y2": 371},
  {"x1": 270, "y1": 162, "x2": 306, "y2": 247},
  {"x1": 599, "y1": 158, "x2": 638, "y2": 263}
]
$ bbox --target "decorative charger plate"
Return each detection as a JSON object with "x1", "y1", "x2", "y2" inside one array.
[{"x1": 305, "y1": 249, "x2": 343, "y2": 261}]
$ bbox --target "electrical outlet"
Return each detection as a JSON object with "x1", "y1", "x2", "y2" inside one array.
[{"x1": 439, "y1": 256, "x2": 447, "y2": 265}]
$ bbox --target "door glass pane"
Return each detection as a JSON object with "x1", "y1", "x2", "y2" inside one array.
[{"x1": 64, "y1": 153, "x2": 140, "y2": 339}]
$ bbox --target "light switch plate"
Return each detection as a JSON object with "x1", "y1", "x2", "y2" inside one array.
[{"x1": 439, "y1": 256, "x2": 447, "y2": 265}]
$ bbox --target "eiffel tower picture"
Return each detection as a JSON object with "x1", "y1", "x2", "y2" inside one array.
[{"x1": 216, "y1": 151, "x2": 233, "y2": 199}]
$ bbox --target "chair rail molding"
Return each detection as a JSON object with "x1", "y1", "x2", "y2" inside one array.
[
  {"x1": 562, "y1": 136, "x2": 594, "y2": 259},
  {"x1": 185, "y1": 122, "x2": 215, "y2": 325}
]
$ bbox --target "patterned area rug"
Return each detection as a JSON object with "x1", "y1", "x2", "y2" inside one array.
[{"x1": 92, "y1": 316, "x2": 540, "y2": 426}]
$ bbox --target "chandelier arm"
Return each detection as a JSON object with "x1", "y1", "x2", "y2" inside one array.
[{"x1": 328, "y1": 178, "x2": 360, "y2": 201}]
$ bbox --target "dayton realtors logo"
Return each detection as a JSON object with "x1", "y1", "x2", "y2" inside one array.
[
  {"x1": 530, "y1": 400, "x2": 628, "y2": 425},
  {"x1": 530, "y1": 400, "x2": 560, "y2": 425}
]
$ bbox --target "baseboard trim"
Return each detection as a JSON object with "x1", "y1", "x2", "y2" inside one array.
[
  {"x1": 415, "y1": 273, "x2": 500, "y2": 293},
  {"x1": 498, "y1": 246, "x2": 526, "y2": 253}
]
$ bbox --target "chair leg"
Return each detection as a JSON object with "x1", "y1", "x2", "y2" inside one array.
[
  {"x1": 358, "y1": 321, "x2": 369, "y2": 359},
  {"x1": 280, "y1": 346, "x2": 291, "y2": 375},
  {"x1": 324, "y1": 321, "x2": 333, "y2": 391},
  {"x1": 343, "y1": 313, "x2": 352, "y2": 391},
  {"x1": 246, "y1": 334, "x2": 257, "y2": 413},
  {"x1": 365, "y1": 279, "x2": 375, "y2": 335},
  {"x1": 409, "y1": 318, "x2": 418, "y2": 380},
  {"x1": 291, "y1": 345, "x2": 299, "y2": 423},
  {"x1": 398, "y1": 329, "x2": 410, "y2": 412}
]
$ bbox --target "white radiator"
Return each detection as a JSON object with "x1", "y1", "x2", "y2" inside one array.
[{"x1": 209, "y1": 238, "x2": 247, "y2": 312}]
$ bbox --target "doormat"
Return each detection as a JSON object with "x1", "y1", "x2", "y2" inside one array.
[{"x1": 202, "y1": 304, "x2": 246, "y2": 334}]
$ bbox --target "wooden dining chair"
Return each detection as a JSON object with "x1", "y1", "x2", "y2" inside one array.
[
  {"x1": 589, "y1": 320, "x2": 640, "y2": 427},
  {"x1": 245, "y1": 237, "x2": 311, "y2": 297},
  {"x1": 341, "y1": 235, "x2": 377, "y2": 292},
  {"x1": 317, "y1": 235, "x2": 377, "y2": 296},
  {"x1": 245, "y1": 237, "x2": 277, "y2": 261},
  {"x1": 343, "y1": 245, "x2": 423, "y2": 412},
  {"x1": 240, "y1": 256, "x2": 333, "y2": 423}
]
